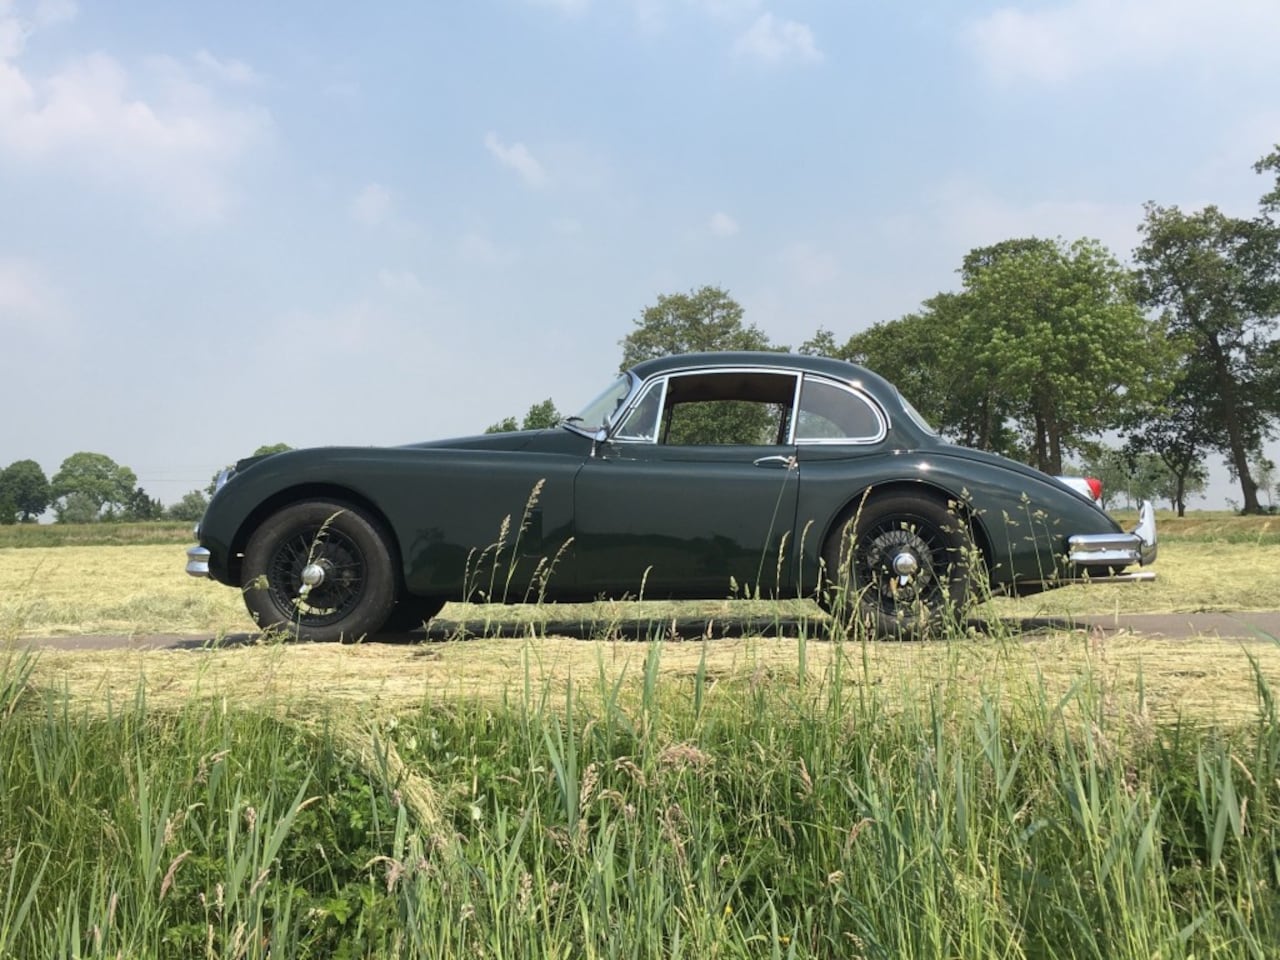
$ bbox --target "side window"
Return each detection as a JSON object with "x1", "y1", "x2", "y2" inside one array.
[
  {"x1": 661, "y1": 371, "x2": 796, "y2": 446},
  {"x1": 795, "y1": 377, "x2": 885, "y2": 443},
  {"x1": 614, "y1": 381, "x2": 665, "y2": 441}
]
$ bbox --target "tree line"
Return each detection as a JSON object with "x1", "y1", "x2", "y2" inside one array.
[
  {"x1": 487, "y1": 148, "x2": 1280, "y2": 515},
  {"x1": 8, "y1": 149, "x2": 1277, "y2": 522},
  {"x1": 0, "y1": 445, "x2": 293, "y2": 525}
]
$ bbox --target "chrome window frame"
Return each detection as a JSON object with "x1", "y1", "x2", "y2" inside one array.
[
  {"x1": 564, "y1": 372, "x2": 639, "y2": 439},
  {"x1": 791, "y1": 374, "x2": 889, "y2": 445},
  {"x1": 612, "y1": 377, "x2": 669, "y2": 442},
  {"x1": 607, "y1": 366, "x2": 802, "y2": 446}
]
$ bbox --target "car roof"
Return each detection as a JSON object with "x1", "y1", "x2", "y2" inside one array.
[{"x1": 627, "y1": 351, "x2": 896, "y2": 395}]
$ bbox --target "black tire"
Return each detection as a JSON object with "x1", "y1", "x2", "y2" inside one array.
[
  {"x1": 376, "y1": 597, "x2": 447, "y2": 635},
  {"x1": 242, "y1": 500, "x2": 397, "y2": 642},
  {"x1": 822, "y1": 493, "x2": 975, "y2": 640}
]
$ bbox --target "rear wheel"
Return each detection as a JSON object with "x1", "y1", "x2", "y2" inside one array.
[
  {"x1": 242, "y1": 500, "x2": 397, "y2": 642},
  {"x1": 822, "y1": 493, "x2": 975, "y2": 639}
]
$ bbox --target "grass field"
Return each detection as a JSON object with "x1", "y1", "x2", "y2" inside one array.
[{"x1": 2, "y1": 515, "x2": 1279, "y2": 957}]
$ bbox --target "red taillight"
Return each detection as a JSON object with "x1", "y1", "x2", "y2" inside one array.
[{"x1": 1086, "y1": 477, "x2": 1103, "y2": 502}]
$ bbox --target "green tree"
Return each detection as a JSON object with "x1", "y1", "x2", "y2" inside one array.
[
  {"x1": 958, "y1": 237, "x2": 1167, "y2": 474},
  {"x1": 620, "y1": 286, "x2": 782, "y2": 445},
  {"x1": 0, "y1": 459, "x2": 51, "y2": 522},
  {"x1": 207, "y1": 444, "x2": 293, "y2": 495},
  {"x1": 166, "y1": 490, "x2": 210, "y2": 522},
  {"x1": 51, "y1": 452, "x2": 138, "y2": 522},
  {"x1": 484, "y1": 399, "x2": 563, "y2": 434},
  {"x1": 1134, "y1": 151, "x2": 1280, "y2": 513},
  {"x1": 253, "y1": 443, "x2": 293, "y2": 456},
  {"x1": 1124, "y1": 361, "x2": 1217, "y2": 517},
  {"x1": 842, "y1": 293, "x2": 1025, "y2": 459},
  {"x1": 1077, "y1": 446, "x2": 1130, "y2": 510},
  {"x1": 840, "y1": 239, "x2": 1165, "y2": 473},
  {"x1": 798, "y1": 327, "x2": 839, "y2": 357},
  {"x1": 619, "y1": 285, "x2": 778, "y2": 368},
  {"x1": 119, "y1": 487, "x2": 163, "y2": 522},
  {"x1": 57, "y1": 491, "x2": 102, "y2": 524}
]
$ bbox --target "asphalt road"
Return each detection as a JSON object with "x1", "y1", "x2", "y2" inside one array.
[{"x1": 15, "y1": 611, "x2": 1280, "y2": 652}]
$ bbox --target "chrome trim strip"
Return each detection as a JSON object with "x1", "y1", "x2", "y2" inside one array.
[{"x1": 1021, "y1": 571, "x2": 1157, "y2": 587}]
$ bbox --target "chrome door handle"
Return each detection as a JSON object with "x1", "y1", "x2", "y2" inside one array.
[{"x1": 753, "y1": 455, "x2": 794, "y2": 468}]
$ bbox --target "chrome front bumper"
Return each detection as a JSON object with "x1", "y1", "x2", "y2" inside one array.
[
  {"x1": 186, "y1": 545, "x2": 210, "y2": 577},
  {"x1": 1067, "y1": 500, "x2": 1158, "y2": 572}
]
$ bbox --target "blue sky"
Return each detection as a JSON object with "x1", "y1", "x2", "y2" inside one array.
[{"x1": 1, "y1": 0, "x2": 1278, "y2": 510}]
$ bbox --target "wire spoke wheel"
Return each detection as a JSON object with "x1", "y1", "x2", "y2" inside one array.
[
  {"x1": 266, "y1": 526, "x2": 369, "y2": 627},
  {"x1": 824, "y1": 493, "x2": 975, "y2": 639},
  {"x1": 242, "y1": 500, "x2": 397, "y2": 642}
]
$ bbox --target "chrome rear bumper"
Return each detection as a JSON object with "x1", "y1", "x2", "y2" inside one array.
[
  {"x1": 1067, "y1": 500, "x2": 1158, "y2": 570},
  {"x1": 186, "y1": 545, "x2": 210, "y2": 577}
]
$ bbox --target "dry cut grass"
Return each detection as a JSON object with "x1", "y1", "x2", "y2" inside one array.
[
  {"x1": 3, "y1": 538, "x2": 1278, "y2": 640},
  {"x1": 14, "y1": 629, "x2": 1280, "y2": 728}
]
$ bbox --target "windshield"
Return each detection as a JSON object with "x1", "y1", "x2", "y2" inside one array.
[
  {"x1": 566, "y1": 374, "x2": 634, "y2": 434},
  {"x1": 898, "y1": 391, "x2": 939, "y2": 437}
]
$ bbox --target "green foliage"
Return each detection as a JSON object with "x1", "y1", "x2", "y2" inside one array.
[
  {"x1": 207, "y1": 445, "x2": 294, "y2": 495},
  {"x1": 618, "y1": 286, "x2": 784, "y2": 446},
  {"x1": 842, "y1": 239, "x2": 1166, "y2": 473},
  {"x1": 51, "y1": 451, "x2": 138, "y2": 522},
  {"x1": 253, "y1": 443, "x2": 293, "y2": 457},
  {"x1": 0, "y1": 459, "x2": 51, "y2": 523},
  {"x1": 1078, "y1": 445, "x2": 1205, "y2": 512},
  {"x1": 166, "y1": 490, "x2": 210, "y2": 522},
  {"x1": 5, "y1": 648, "x2": 1280, "y2": 958},
  {"x1": 117, "y1": 486, "x2": 163, "y2": 522},
  {"x1": 485, "y1": 399, "x2": 563, "y2": 434},
  {"x1": 56, "y1": 490, "x2": 103, "y2": 524},
  {"x1": 844, "y1": 293, "x2": 1028, "y2": 458},
  {"x1": 619, "y1": 284, "x2": 779, "y2": 370},
  {"x1": 961, "y1": 237, "x2": 1169, "y2": 473},
  {"x1": 1134, "y1": 151, "x2": 1280, "y2": 514},
  {"x1": 0, "y1": 520, "x2": 192, "y2": 548}
]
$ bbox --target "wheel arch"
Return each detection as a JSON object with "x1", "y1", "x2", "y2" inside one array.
[
  {"x1": 227, "y1": 483, "x2": 406, "y2": 594},
  {"x1": 820, "y1": 479, "x2": 993, "y2": 580}
]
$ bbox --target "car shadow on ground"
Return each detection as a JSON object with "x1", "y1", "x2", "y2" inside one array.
[
  {"x1": 390, "y1": 613, "x2": 1112, "y2": 643},
  {"x1": 160, "y1": 614, "x2": 1110, "y2": 650}
]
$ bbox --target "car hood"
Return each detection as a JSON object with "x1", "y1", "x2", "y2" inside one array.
[{"x1": 400, "y1": 428, "x2": 586, "y2": 454}]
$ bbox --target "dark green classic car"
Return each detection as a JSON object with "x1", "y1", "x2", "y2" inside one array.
[{"x1": 186, "y1": 352, "x2": 1156, "y2": 640}]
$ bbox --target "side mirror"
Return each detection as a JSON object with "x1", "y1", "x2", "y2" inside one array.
[{"x1": 591, "y1": 427, "x2": 608, "y2": 458}]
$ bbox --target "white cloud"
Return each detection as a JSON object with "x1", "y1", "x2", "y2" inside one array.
[
  {"x1": 0, "y1": 6, "x2": 269, "y2": 223},
  {"x1": 733, "y1": 13, "x2": 822, "y2": 64},
  {"x1": 524, "y1": 0, "x2": 590, "y2": 15},
  {"x1": 708, "y1": 211, "x2": 739, "y2": 236},
  {"x1": 0, "y1": 256, "x2": 70, "y2": 342},
  {"x1": 967, "y1": 0, "x2": 1280, "y2": 85},
  {"x1": 484, "y1": 131, "x2": 549, "y2": 188},
  {"x1": 194, "y1": 50, "x2": 262, "y2": 86},
  {"x1": 691, "y1": 0, "x2": 763, "y2": 20},
  {"x1": 457, "y1": 230, "x2": 517, "y2": 266},
  {"x1": 351, "y1": 182, "x2": 393, "y2": 225},
  {"x1": 907, "y1": 179, "x2": 1142, "y2": 271},
  {"x1": 776, "y1": 241, "x2": 839, "y2": 288},
  {"x1": 376, "y1": 268, "x2": 427, "y2": 298}
]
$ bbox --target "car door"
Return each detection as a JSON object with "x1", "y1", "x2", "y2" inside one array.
[{"x1": 572, "y1": 368, "x2": 801, "y2": 599}]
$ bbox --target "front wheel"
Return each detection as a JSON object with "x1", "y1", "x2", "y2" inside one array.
[
  {"x1": 822, "y1": 493, "x2": 975, "y2": 639},
  {"x1": 242, "y1": 500, "x2": 397, "y2": 642}
]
